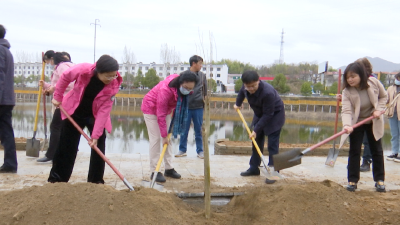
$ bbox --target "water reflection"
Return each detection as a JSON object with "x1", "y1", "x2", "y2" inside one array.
[{"x1": 11, "y1": 103, "x2": 392, "y2": 156}]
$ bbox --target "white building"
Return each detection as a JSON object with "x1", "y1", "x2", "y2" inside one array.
[
  {"x1": 13, "y1": 62, "x2": 54, "y2": 76},
  {"x1": 117, "y1": 62, "x2": 229, "y2": 92}
]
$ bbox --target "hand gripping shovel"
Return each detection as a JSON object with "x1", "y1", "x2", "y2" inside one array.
[
  {"x1": 236, "y1": 109, "x2": 282, "y2": 182},
  {"x1": 273, "y1": 109, "x2": 388, "y2": 171},
  {"x1": 325, "y1": 69, "x2": 342, "y2": 167},
  {"x1": 59, "y1": 105, "x2": 134, "y2": 191},
  {"x1": 141, "y1": 113, "x2": 175, "y2": 191},
  {"x1": 26, "y1": 53, "x2": 46, "y2": 157}
]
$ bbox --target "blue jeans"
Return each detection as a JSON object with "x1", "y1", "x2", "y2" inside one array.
[
  {"x1": 179, "y1": 108, "x2": 203, "y2": 154},
  {"x1": 389, "y1": 111, "x2": 400, "y2": 155}
]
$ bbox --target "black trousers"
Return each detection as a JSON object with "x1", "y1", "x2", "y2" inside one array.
[
  {"x1": 48, "y1": 113, "x2": 106, "y2": 184},
  {"x1": 249, "y1": 128, "x2": 281, "y2": 171},
  {"x1": 0, "y1": 105, "x2": 17, "y2": 170},
  {"x1": 45, "y1": 108, "x2": 62, "y2": 159},
  {"x1": 348, "y1": 123, "x2": 385, "y2": 183}
]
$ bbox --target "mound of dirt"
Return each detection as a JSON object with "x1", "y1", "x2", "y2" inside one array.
[
  {"x1": 0, "y1": 181, "x2": 399, "y2": 225},
  {"x1": 226, "y1": 180, "x2": 400, "y2": 224}
]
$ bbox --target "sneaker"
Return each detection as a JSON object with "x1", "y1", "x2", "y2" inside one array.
[
  {"x1": 394, "y1": 156, "x2": 400, "y2": 163},
  {"x1": 37, "y1": 156, "x2": 52, "y2": 163},
  {"x1": 360, "y1": 160, "x2": 371, "y2": 172},
  {"x1": 0, "y1": 165, "x2": 17, "y2": 173},
  {"x1": 386, "y1": 154, "x2": 398, "y2": 161},
  {"x1": 375, "y1": 181, "x2": 386, "y2": 192},
  {"x1": 150, "y1": 172, "x2": 166, "y2": 183},
  {"x1": 240, "y1": 169, "x2": 260, "y2": 176},
  {"x1": 164, "y1": 168, "x2": 181, "y2": 179},
  {"x1": 197, "y1": 151, "x2": 204, "y2": 159},
  {"x1": 175, "y1": 151, "x2": 187, "y2": 157},
  {"x1": 346, "y1": 182, "x2": 357, "y2": 192}
]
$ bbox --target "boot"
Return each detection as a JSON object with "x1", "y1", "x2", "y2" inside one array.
[
  {"x1": 164, "y1": 168, "x2": 181, "y2": 179},
  {"x1": 150, "y1": 172, "x2": 166, "y2": 183},
  {"x1": 360, "y1": 160, "x2": 371, "y2": 172}
]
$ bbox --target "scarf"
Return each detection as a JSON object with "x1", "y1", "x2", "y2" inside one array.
[{"x1": 172, "y1": 90, "x2": 189, "y2": 138}]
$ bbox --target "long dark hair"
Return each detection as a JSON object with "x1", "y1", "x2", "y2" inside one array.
[
  {"x1": 343, "y1": 62, "x2": 369, "y2": 90},
  {"x1": 169, "y1": 71, "x2": 197, "y2": 88},
  {"x1": 43, "y1": 50, "x2": 55, "y2": 62},
  {"x1": 53, "y1": 52, "x2": 70, "y2": 65}
]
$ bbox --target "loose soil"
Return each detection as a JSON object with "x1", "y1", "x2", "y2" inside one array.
[
  {"x1": 0, "y1": 181, "x2": 399, "y2": 225},
  {"x1": 220, "y1": 140, "x2": 350, "y2": 149}
]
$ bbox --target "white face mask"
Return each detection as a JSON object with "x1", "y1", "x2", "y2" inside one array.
[
  {"x1": 179, "y1": 86, "x2": 192, "y2": 95},
  {"x1": 395, "y1": 79, "x2": 400, "y2": 85}
]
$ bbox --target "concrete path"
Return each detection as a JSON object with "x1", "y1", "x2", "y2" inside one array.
[{"x1": 1, "y1": 151, "x2": 400, "y2": 192}]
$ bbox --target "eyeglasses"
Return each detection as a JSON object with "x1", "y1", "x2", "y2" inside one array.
[{"x1": 103, "y1": 74, "x2": 118, "y2": 81}]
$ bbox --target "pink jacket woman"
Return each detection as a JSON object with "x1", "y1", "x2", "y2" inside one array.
[
  {"x1": 141, "y1": 74, "x2": 179, "y2": 138},
  {"x1": 43, "y1": 62, "x2": 75, "y2": 95},
  {"x1": 54, "y1": 63, "x2": 122, "y2": 139}
]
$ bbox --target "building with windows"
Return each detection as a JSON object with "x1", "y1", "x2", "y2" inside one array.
[
  {"x1": 118, "y1": 62, "x2": 229, "y2": 92},
  {"x1": 13, "y1": 62, "x2": 54, "y2": 76}
]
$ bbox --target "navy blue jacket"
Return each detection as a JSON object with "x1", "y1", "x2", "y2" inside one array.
[
  {"x1": 236, "y1": 81, "x2": 285, "y2": 136},
  {"x1": 0, "y1": 39, "x2": 15, "y2": 105}
]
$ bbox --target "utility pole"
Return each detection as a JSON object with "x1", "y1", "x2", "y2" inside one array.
[
  {"x1": 90, "y1": 19, "x2": 101, "y2": 63},
  {"x1": 279, "y1": 28, "x2": 284, "y2": 64}
]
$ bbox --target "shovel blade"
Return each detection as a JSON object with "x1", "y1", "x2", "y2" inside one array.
[
  {"x1": 325, "y1": 148, "x2": 339, "y2": 167},
  {"x1": 273, "y1": 148, "x2": 303, "y2": 171},
  {"x1": 260, "y1": 166, "x2": 283, "y2": 180},
  {"x1": 26, "y1": 138, "x2": 40, "y2": 157},
  {"x1": 141, "y1": 180, "x2": 164, "y2": 191}
]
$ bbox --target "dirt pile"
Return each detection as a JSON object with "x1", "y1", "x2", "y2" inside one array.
[
  {"x1": 0, "y1": 181, "x2": 399, "y2": 225},
  {"x1": 226, "y1": 180, "x2": 400, "y2": 224}
]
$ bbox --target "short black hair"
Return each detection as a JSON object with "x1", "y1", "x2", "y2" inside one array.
[
  {"x1": 43, "y1": 50, "x2": 55, "y2": 62},
  {"x1": 0, "y1": 25, "x2": 5, "y2": 39},
  {"x1": 179, "y1": 71, "x2": 197, "y2": 84},
  {"x1": 241, "y1": 71, "x2": 259, "y2": 84},
  {"x1": 189, "y1": 55, "x2": 203, "y2": 67},
  {"x1": 96, "y1": 55, "x2": 119, "y2": 73},
  {"x1": 53, "y1": 52, "x2": 70, "y2": 65},
  {"x1": 343, "y1": 62, "x2": 369, "y2": 90},
  {"x1": 61, "y1": 52, "x2": 71, "y2": 62}
]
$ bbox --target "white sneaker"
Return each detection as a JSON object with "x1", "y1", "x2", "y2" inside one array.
[
  {"x1": 175, "y1": 151, "x2": 187, "y2": 157},
  {"x1": 197, "y1": 152, "x2": 204, "y2": 159}
]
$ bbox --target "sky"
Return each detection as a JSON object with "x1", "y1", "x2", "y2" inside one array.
[{"x1": 1, "y1": 0, "x2": 399, "y2": 69}]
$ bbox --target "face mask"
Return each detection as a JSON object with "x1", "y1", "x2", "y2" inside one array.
[
  {"x1": 395, "y1": 79, "x2": 400, "y2": 85},
  {"x1": 179, "y1": 86, "x2": 191, "y2": 95}
]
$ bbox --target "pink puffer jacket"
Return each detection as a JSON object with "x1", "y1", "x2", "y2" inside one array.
[{"x1": 141, "y1": 74, "x2": 179, "y2": 137}]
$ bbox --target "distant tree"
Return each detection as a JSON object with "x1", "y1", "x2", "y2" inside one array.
[
  {"x1": 379, "y1": 72, "x2": 388, "y2": 87},
  {"x1": 215, "y1": 59, "x2": 256, "y2": 74},
  {"x1": 271, "y1": 73, "x2": 290, "y2": 94},
  {"x1": 313, "y1": 83, "x2": 324, "y2": 94},
  {"x1": 207, "y1": 79, "x2": 217, "y2": 92},
  {"x1": 323, "y1": 82, "x2": 338, "y2": 95},
  {"x1": 134, "y1": 69, "x2": 144, "y2": 88},
  {"x1": 234, "y1": 79, "x2": 243, "y2": 93},
  {"x1": 301, "y1": 82, "x2": 312, "y2": 96},
  {"x1": 123, "y1": 72, "x2": 134, "y2": 89},
  {"x1": 328, "y1": 66, "x2": 337, "y2": 72},
  {"x1": 143, "y1": 68, "x2": 160, "y2": 89}
]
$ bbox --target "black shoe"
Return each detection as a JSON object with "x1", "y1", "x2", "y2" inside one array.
[
  {"x1": 164, "y1": 168, "x2": 181, "y2": 179},
  {"x1": 360, "y1": 160, "x2": 371, "y2": 172},
  {"x1": 240, "y1": 169, "x2": 260, "y2": 176},
  {"x1": 346, "y1": 182, "x2": 357, "y2": 192},
  {"x1": 265, "y1": 178, "x2": 277, "y2": 184},
  {"x1": 0, "y1": 165, "x2": 17, "y2": 173},
  {"x1": 37, "y1": 156, "x2": 52, "y2": 163},
  {"x1": 386, "y1": 153, "x2": 398, "y2": 161},
  {"x1": 150, "y1": 172, "x2": 166, "y2": 183},
  {"x1": 375, "y1": 181, "x2": 386, "y2": 193}
]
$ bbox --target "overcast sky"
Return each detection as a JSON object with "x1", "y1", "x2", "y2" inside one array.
[{"x1": 1, "y1": 0, "x2": 399, "y2": 69}]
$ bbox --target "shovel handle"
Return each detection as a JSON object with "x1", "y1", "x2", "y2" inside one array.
[
  {"x1": 333, "y1": 69, "x2": 341, "y2": 135},
  {"x1": 303, "y1": 110, "x2": 385, "y2": 154},
  {"x1": 33, "y1": 55, "x2": 46, "y2": 135},
  {"x1": 150, "y1": 133, "x2": 172, "y2": 188},
  {"x1": 59, "y1": 105, "x2": 134, "y2": 191}
]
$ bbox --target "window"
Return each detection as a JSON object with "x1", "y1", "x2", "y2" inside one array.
[
  {"x1": 19, "y1": 71, "x2": 21, "y2": 74},
  {"x1": 187, "y1": 67, "x2": 190, "y2": 70},
  {"x1": 46, "y1": 71, "x2": 48, "y2": 74},
  {"x1": 19, "y1": 66, "x2": 21, "y2": 69},
  {"x1": 132, "y1": 67, "x2": 135, "y2": 70},
  {"x1": 217, "y1": 68, "x2": 221, "y2": 71},
  {"x1": 217, "y1": 74, "x2": 220, "y2": 77},
  {"x1": 28, "y1": 71, "x2": 30, "y2": 74},
  {"x1": 210, "y1": 73, "x2": 213, "y2": 77},
  {"x1": 167, "y1": 73, "x2": 170, "y2": 75},
  {"x1": 46, "y1": 66, "x2": 49, "y2": 69},
  {"x1": 153, "y1": 67, "x2": 156, "y2": 70},
  {"x1": 24, "y1": 66, "x2": 26, "y2": 69},
  {"x1": 181, "y1": 67, "x2": 184, "y2": 70},
  {"x1": 140, "y1": 67, "x2": 143, "y2": 70},
  {"x1": 167, "y1": 67, "x2": 170, "y2": 70},
  {"x1": 125, "y1": 67, "x2": 128, "y2": 70},
  {"x1": 210, "y1": 68, "x2": 213, "y2": 71},
  {"x1": 159, "y1": 73, "x2": 162, "y2": 76},
  {"x1": 37, "y1": 66, "x2": 39, "y2": 69},
  {"x1": 119, "y1": 66, "x2": 121, "y2": 69},
  {"x1": 28, "y1": 66, "x2": 30, "y2": 69},
  {"x1": 132, "y1": 72, "x2": 135, "y2": 75},
  {"x1": 202, "y1": 68, "x2": 206, "y2": 71},
  {"x1": 145, "y1": 67, "x2": 149, "y2": 70},
  {"x1": 159, "y1": 67, "x2": 163, "y2": 70},
  {"x1": 174, "y1": 67, "x2": 177, "y2": 70}
]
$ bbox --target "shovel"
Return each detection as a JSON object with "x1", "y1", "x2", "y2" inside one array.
[
  {"x1": 26, "y1": 54, "x2": 45, "y2": 157},
  {"x1": 59, "y1": 105, "x2": 134, "y2": 191},
  {"x1": 41, "y1": 93, "x2": 48, "y2": 151},
  {"x1": 141, "y1": 113, "x2": 175, "y2": 191},
  {"x1": 325, "y1": 69, "x2": 342, "y2": 167},
  {"x1": 273, "y1": 110, "x2": 386, "y2": 171},
  {"x1": 236, "y1": 109, "x2": 282, "y2": 182}
]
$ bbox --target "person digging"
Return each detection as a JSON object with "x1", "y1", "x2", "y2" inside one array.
[{"x1": 234, "y1": 71, "x2": 285, "y2": 184}]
